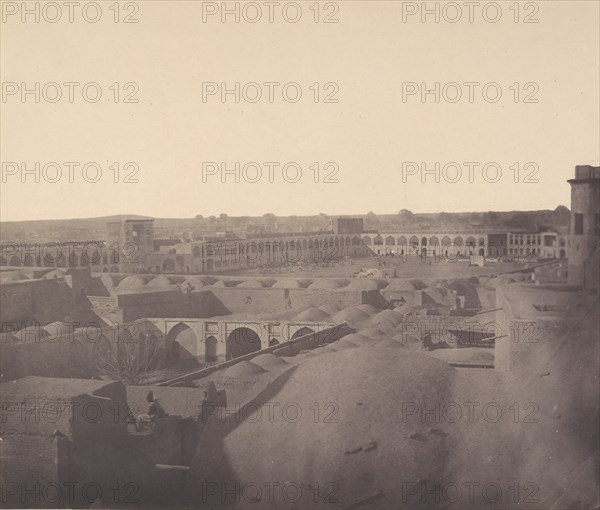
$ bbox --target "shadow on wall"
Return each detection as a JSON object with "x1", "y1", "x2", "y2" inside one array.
[
  {"x1": 363, "y1": 289, "x2": 391, "y2": 309},
  {"x1": 188, "y1": 291, "x2": 231, "y2": 317},
  {"x1": 183, "y1": 366, "x2": 299, "y2": 508},
  {"x1": 166, "y1": 324, "x2": 202, "y2": 369}
]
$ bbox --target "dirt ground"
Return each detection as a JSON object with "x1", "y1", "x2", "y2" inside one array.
[{"x1": 227, "y1": 255, "x2": 535, "y2": 281}]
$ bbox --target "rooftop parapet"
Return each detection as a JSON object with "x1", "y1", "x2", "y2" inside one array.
[{"x1": 572, "y1": 165, "x2": 600, "y2": 181}]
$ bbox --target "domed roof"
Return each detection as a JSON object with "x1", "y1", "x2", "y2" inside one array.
[
  {"x1": 345, "y1": 279, "x2": 389, "y2": 291},
  {"x1": 384, "y1": 279, "x2": 417, "y2": 291},
  {"x1": 41, "y1": 269, "x2": 66, "y2": 279},
  {"x1": 308, "y1": 278, "x2": 349, "y2": 290},
  {"x1": 393, "y1": 304, "x2": 417, "y2": 315},
  {"x1": 42, "y1": 321, "x2": 68, "y2": 339},
  {"x1": 272, "y1": 279, "x2": 311, "y2": 289},
  {"x1": 223, "y1": 361, "x2": 266, "y2": 378},
  {"x1": 331, "y1": 340, "x2": 358, "y2": 350},
  {"x1": 332, "y1": 306, "x2": 370, "y2": 324},
  {"x1": 295, "y1": 307, "x2": 331, "y2": 322},
  {"x1": 340, "y1": 333, "x2": 379, "y2": 346},
  {"x1": 99, "y1": 274, "x2": 118, "y2": 288},
  {"x1": 146, "y1": 275, "x2": 173, "y2": 287},
  {"x1": 236, "y1": 280, "x2": 266, "y2": 288},
  {"x1": 314, "y1": 346, "x2": 338, "y2": 355},
  {"x1": 214, "y1": 279, "x2": 243, "y2": 288},
  {"x1": 371, "y1": 309, "x2": 403, "y2": 326},
  {"x1": 117, "y1": 275, "x2": 146, "y2": 289},
  {"x1": 183, "y1": 276, "x2": 206, "y2": 289},
  {"x1": 319, "y1": 303, "x2": 341, "y2": 315},
  {"x1": 393, "y1": 332, "x2": 420, "y2": 344},
  {"x1": 187, "y1": 349, "x2": 458, "y2": 509},
  {"x1": 357, "y1": 327, "x2": 386, "y2": 339},
  {"x1": 247, "y1": 353, "x2": 288, "y2": 371},
  {"x1": 376, "y1": 338, "x2": 406, "y2": 349},
  {"x1": 355, "y1": 304, "x2": 379, "y2": 315}
]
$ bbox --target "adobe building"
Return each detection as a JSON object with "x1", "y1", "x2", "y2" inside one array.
[{"x1": 568, "y1": 165, "x2": 600, "y2": 289}]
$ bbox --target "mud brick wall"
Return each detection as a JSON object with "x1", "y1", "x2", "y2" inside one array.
[{"x1": 0, "y1": 434, "x2": 70, "y2": 508}]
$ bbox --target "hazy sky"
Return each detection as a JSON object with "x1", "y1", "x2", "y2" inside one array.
[{"x1": 1, "y1": 0, "x2": 599, "y2": 221}]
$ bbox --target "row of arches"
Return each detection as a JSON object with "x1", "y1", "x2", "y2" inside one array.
[
  {"x1": 175, "y1": 236, "x2": 367, "y2": 273},
  {"x1": 361, "y1": 235, "x2": 486, "y2": 247},
  {"x1": 167, "y1": 323, "x2": 317, "y2": 362},
  {"x1": 195, "y1": 235, "x2": 365, "y2": 259}
]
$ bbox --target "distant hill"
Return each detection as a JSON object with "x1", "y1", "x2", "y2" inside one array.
[{"x1": 0, "y1": 208, "x2": 570, "y2": 243}]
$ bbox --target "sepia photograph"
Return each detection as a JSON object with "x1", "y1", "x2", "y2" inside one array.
[{"x1": 0, "y1": 1, "x2": 599, "y2": 508}]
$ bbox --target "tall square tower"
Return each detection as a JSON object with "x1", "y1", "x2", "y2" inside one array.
[
  {"x1": 106, "y1": 217, "x2": 155, "y2": 272},
  {"x1": 568, "y1": 165, "x2": 600, "y2": 289}
]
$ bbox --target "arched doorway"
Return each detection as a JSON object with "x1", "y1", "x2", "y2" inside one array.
[
  {"x1": 167, "y1": 323, "x2": 198, "y2": 361},
  {"x1": 290, "y1": 327, "x2": 315, "y2": 341},
  {"x1": 226, "y1": 327, "x2": 262, "y2": 360},
  {"x1": 205, "y1": 335, "x2": 218, "y2": 362}
]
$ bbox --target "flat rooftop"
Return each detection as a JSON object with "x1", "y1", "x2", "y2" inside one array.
[{"x1": 0, "y1": 376, "x2": 116, "y2": 400}]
